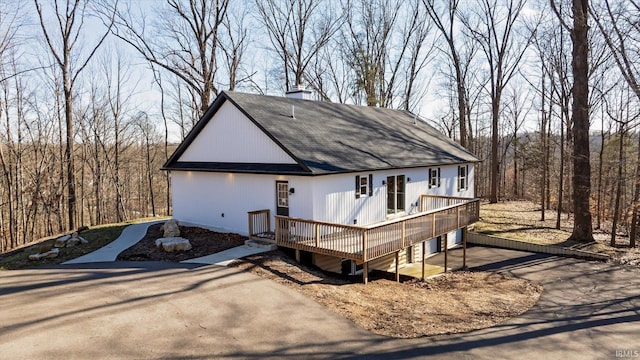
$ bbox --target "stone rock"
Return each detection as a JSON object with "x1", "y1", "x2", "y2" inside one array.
[
  {"x1": 65, "y1": 237, "x2": 80, "y2": 247},
  {"x1": 72, "y1": 231, "x2": 88, "y2": 245},
  {"x1": 155, "y1": 237, "x2": 192, "y2": 252},
  {"x1": 54, "y1": 234, "x2": 71, "y2": 248},
  {"x1": 28, "y1": 248, "x2": 59, "y2": 261},
  {"x1": 56, "y1": 232, "x2": 88, "y2": 247},
  {"x1": 162, "y1": 219, "x2": 181, "y2": 237}
]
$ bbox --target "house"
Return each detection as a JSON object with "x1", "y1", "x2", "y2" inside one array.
[{"x1": 163, "y1": 87, "x2": 480, "y2": 283}]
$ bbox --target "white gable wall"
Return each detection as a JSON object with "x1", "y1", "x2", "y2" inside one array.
[{"x1": 178, "y1": 101, "x2": 297, "y2": 164}]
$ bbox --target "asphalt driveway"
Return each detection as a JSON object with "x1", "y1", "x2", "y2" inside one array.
[{"x1": 1, "y1": 247, "x2": 639, "y2": 359}]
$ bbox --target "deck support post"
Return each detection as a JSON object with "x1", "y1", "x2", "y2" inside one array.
[
  {"x1": 462, "y1": 227, "x2": 467, "y2": 268},
  {"x1": 395, "y1": 251, "x2": 400, "y2": 282},
  {"x1": 295, "y1": 249, "x2": 300, "y2": 263},
  {"x1": 363, "y1": 262, "x2": 368, "y2": 284},
  {"x1": 266, "y1": 210, "x2": 271, "y2": 233},
  {"x1": 443, "y1": 233, "x2": 448, "y2": 273},
  {"x1": 421, "y1": 241, "x2": 426, "y2": 281}
]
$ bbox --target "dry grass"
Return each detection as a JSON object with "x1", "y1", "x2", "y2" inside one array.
[
  {"x1": 231, "y1": 251, "x2": 542, "y2": 338},
  {"x1": 476, "y1": 200, "x2": 640, "y2": 265},
  {"x1": 0, "y1": 217, "x2": 169, "y2": 270}
]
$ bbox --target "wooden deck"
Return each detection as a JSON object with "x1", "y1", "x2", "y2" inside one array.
[{"x1": 248, "y1": 196, "x2": 479, "y2": 264}]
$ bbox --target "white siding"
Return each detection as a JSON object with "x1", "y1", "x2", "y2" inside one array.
[
  {"x1": 178, "y1": 101, "x2": 296, "y2": 164},
  {"x1": 171, "y1": 172, "x2": 313, "y2": 234},
  {"x1": 423, "y1": 163, "x2": 475, "y2": 198},
  {"x1": 170, "y1": 162, "x2": 475, "y2": 236},
  {"x1": 310, "y1": 163, "x2": 475, "y2": 226}
]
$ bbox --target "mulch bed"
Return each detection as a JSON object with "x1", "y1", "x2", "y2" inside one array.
[{"x1": 117, "y1": 223, "x2": 247, "y2": 262}]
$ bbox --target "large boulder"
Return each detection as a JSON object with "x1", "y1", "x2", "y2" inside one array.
[
  {"x1": 155, "y1": 237, "x2": 192, "y2": 253},
  {"x1": 162, "y1": 219, "x2": 181, "y2": 237}
]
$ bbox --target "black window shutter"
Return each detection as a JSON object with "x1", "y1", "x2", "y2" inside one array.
[
  {"x1": 428, "y1": 169, "x2": 432, "y2": 188},
  {"x1": 465, "y1": 165, "x2": 469, "y2": 189},
  {"x1": 355, "y1": 175, "x2": 360, "y2": 198},
  {"x1": 437, "y1": 168, "x2": 441, "y2": 187},
  {"x1": 368, "y1": 174, "x2": 373, "y2": 196},
  {"x1": 457, "y1": 166, "x2": 461, "y2": 191}
]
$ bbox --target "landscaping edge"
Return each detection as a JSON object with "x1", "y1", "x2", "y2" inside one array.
[{"x1": 468, "y1": 232, "x2": 610, "y2": 261}]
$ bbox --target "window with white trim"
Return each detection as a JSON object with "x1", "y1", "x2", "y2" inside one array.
[
  {"x1": 386, "y1": 175, "x2": 405, "y2": 214},
  {"x1": 458, "y1": 165, "x2": 469, "y2": 191},
  {"x1": 428, "y1": 168, "x2": 441, "y2": 189},
  {"x1": 355, "y1": 174, "x2": 372, "y2": 198}
]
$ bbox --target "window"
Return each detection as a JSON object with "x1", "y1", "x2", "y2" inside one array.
[
  {"x1": 355, "y1": 174, "x2": 372, "y2": 198},
  {"x1": 277, "y1": 181, "x2": 289, "y2": 207},
  {"x1": 428, "y1": 168, "x2": 441, "y2": 189},
  {"x1": 386, "y1": 175, "x2": 405, "y2": 215},
  {"x1": 458, "y1": 165, "x2": 469, "y2": 191}
]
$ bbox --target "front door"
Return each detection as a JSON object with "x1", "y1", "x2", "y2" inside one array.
[{"x1": 276, "y1": 181, "x2": 289, "y2": 216}]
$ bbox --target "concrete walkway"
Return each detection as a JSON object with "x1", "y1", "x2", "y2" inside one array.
[
  {"x1": 182, "y1": 244, "x2": 271, "y2": 265},
  {"x1": 63, "y1": 220, "x2": 164, "y2": 264}
]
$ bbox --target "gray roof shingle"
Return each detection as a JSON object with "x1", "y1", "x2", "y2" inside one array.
[{"x1": 163, "y1": 91, "x2": 480, "y2": 175}]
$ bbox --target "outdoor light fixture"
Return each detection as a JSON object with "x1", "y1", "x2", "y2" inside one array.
[
  {"x1": 407, "y1": 177, "x2": 412, "y2": 182},
  {"x1": 382, "y1": 180, "x2": 386, "y2": 185},
  {"x1": 289, "y1": 188, "x2": 295, "y2": 194}
]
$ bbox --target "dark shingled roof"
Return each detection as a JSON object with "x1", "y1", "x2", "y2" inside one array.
[{"x1": 163, "y1": 91, "x2": 480, "y2": 175}]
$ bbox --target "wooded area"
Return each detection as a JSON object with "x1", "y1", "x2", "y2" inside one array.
[{"x1": 1, "y1": 0, "x2": 639, "y2": 251}]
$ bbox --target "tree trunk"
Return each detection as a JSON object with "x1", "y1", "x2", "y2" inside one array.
[
  {"x1": 540, "y1": 68, "x2": 547, "y2": 221},
  {"x1": 64, "y1": 84, "x2": 77, "y2": 230},
  {"x1": 611, "y1": 130, "x2": 625, "y2": 246},
  {"x1": 490, "y1": 94, "x2": 500, "y2": 203},
  {"x1": 629, "y1": 132, "x2": 640, "y2": 248},
  {"x1": 596, "y1": 121, "x2": 606, "y2": 230},
  {"x1": 557, "y1": 118, "x2": 564, "y2": 230},
  {"x1": 568, "y1": 0, "x2": 594, "y2": 242}
]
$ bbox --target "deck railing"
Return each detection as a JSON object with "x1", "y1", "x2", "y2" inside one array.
[
  {"x1": 275, "y1": 217, "x2": 365, "y2": 259},
  {"x1": 248, "y1": 209, "x2": 271, "y2": 238},
  {"x1": 420, "y1": 194, "x2": 472, "y2": 212},
  {"x1": 271, "y1": 197, "x2": 479, "y2": 262}
]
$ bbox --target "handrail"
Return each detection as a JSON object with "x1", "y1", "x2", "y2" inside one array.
[
  {"x1": 274, "y1": 215, "x2": 363, "y2": 231},
  {"x1": 421, "y1": 194, "x2": 476, "y2": 200},
  {"x1": 248, "y1": 209, "x2": 271, "y2": 237},
  {"x1": 363, "y1": 198, "x2": 480, "y2": 230},
  {"x1": 265, "y1": 197, "x2": 480, "y2": 262}
]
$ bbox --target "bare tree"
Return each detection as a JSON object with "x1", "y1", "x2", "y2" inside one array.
[
  {"x1": 111, "y1": 0, "x2": 229, "y2": 117},
  {"x1": 591, "y1": 0, "x2": 640, "y2": 246},
  {"x1": 503, "y1": 83, "x2": 532, "y2": 198},
  {"x1": 34, "y1": 0, "x2": 116, "y2": 230},
  {"x1": 255, "y1": 0, "x2": 341, "y2": 92},
  {"x1": 424, "y1": 0, "x2": 474, "y2": 147},
  {"x1": 133, "y1": 112, "x2": 158, "y2": 217},
  {"x1": 462, "y1": 0, "x2": 533, "y2": 203},
  {"x1": 551, "y1": 0, "x2": 594, "y2": 242},
  {"x1": 220, "y1": 7, "x2": 253, "y2": 91},
  {"x1": 340, "y1": 0, "x2": 433, "y2": 108}
]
